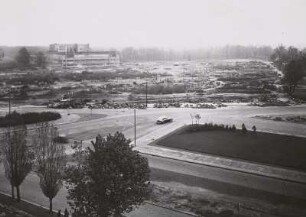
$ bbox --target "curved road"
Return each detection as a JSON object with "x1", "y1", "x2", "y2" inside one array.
[{"x1": 1, "y1": 104, "x2": 306, "y2": 215}]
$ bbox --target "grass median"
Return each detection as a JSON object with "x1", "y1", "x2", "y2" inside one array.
[{"x1": 156, "y1": 125, "x2": 306, "y2": 172}]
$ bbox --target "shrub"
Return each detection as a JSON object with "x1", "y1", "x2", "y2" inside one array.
[
  {"x1": 186, "y1": 123, "x2": 237, "y2": 132},
  {"x1": 0, "y1": 111, "x2": 61, "y2": 127},
  {"x1": 0, "y1": 111, "x2": 24, "y2": 127},
  {"x1": 53, "y1": 136, "x2": 68, "y2": 144}
]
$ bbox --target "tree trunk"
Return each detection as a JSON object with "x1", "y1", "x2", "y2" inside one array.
[
  {"x1": 49, "y1": 198, "x2": 53, "y2": 213},
  {"x1": 293, "y1": 84, "x2": 296, "y2": 94},
  {"x1": 11, "y1": 185, "x2": 15, "y2": 199},
  {"x1": 16, "y1": 185, "x2": 20, "y2": 201},
  {"x1": 114, "y1": 210, "x2": 123, "y2": 217}
]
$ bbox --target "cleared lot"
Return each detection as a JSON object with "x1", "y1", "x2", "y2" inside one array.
[{"x1": 156, "y1": 126, "x2": 306, "y2": 172}]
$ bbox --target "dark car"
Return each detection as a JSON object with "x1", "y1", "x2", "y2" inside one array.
[{"x1": 156, "y1": 116, "x2": 173, "y2": 124}]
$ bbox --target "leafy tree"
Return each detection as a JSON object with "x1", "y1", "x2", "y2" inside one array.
[
  {"x1": 194, "y1": 114, "x2": 201, "y2": 125},
  {"x1": 36, "y1": 52, "x2": 47, "y2": 68},
  {"x1": 270, "y1": 45, "x2": 289, "y2": 70},
  {"x1": 287, "y1": 46, "x2": 300, "y2": 61},
  {"x1": 1, "y1": 125, "x2": 34, "y2": 201},
  {"x1": 283, "y1": 60, "x2": 304, "y2": 94},
  {"x1": 15, "y1": 47, "x2": 30, "y2": 68},
  {"x1": 33, "y1": 123, "x2": 66, "y2": 213},
  {"x1": 270, "y1": 46, "x2": 306, "y2": 95},
  {"x1": 65, "y1": 132, "x2": 151, "y2": 217}
]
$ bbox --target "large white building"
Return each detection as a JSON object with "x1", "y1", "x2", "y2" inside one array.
[{"x1": 48, "y1": 44, "x2": 120, "y2": 69}]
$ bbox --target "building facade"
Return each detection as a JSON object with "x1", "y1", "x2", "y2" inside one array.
[{"x1": 48, "y1": 44, "x2": 120, "y2": 69}]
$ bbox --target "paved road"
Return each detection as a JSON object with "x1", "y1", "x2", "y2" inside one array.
[
  {"x1": 146, "y1": 155, "x2": 306, "y2": 201},
  {"x1": 0, "y1": 154, "x2": 305, "y2": 214},
  {"x1": 1, "y1": 104, "x2": 306, "y2": 139},
  {"x1": 53, "y1": 105, "x2": 306, "y2": 142},
  {"x1": 1, "y1": 104, "x2": 306, "y2": 215},
  {"x1": 0, "y1": 162, "x2": 193, "y2": 217}
]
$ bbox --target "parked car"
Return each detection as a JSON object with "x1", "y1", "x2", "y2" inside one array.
[{"x1": 156, "y1": 116, "x2": 173, "y2": 124}]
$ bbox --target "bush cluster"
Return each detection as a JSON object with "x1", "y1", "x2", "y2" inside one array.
[
  {"x1": 132, "y1": 84, "x2": 186, "y2": 95},
  {"x1": 0, "y1": 111, "x2": 61, "y2": 127},
  {"x1": 186, "y1": 123, "x2": 257, "y2": 134},
  {"x1": 53, "y1": 136, "x2": 68, "y2": 144},
  {"x1": 186, "y1": 123, "x2": 237, "y2": 132}
]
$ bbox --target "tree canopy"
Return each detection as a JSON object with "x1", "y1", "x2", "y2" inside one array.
[
  {"x1": 271, "y1": 46, "x2": 306, "y2": 94},
  {"x1": 283, "y1": 60, "x2": 305, "y2": 94},
  {"x1": 65, "y1": 132, "x2": 151, "y2": 217},
  {"x1": 1, "y1": 125, "x2": 34, "y2": 201},
  {"x1": 36, "y1": 52, "x2": 47, "y2": 68},
  {"x1": 15, "y1": 47, "x2": 30, "y2": 68},
  {"x1": 34, "y1": 123, "x2": 66, "y2": 213}
]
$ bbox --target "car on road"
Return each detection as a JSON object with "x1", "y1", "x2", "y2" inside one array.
[{"x1": 156, "y1": 116, "x2": 173, "y2": 124}]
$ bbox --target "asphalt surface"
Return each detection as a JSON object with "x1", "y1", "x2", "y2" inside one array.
[
  {"x1": 53, "y1": 105, "x2": 306, "y2": 142},
  {"x1": 3, "y1": 104, "x2": 305, "y2": 138},
  {"x1": 1, "y1": 104, "x2": 306, "y2": 215},
  {"x1": 1, "y1": 154, "x2": 306, "y2": 213},
  {"x1": 0, "y1": 162, "x2": 194, "y2": 217}
]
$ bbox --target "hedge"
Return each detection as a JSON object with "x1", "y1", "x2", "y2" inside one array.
[{"x1": 0, "y1": 111, "x2": 61, "y2": 127}]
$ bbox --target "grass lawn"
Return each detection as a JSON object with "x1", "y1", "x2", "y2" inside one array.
[{"x1": 156, "y1": 126, "x2": 306, "y2": 172}]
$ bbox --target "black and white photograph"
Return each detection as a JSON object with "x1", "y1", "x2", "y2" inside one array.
[{"x1": 0, "y1": 0, "x2": 306, "y2": 216}]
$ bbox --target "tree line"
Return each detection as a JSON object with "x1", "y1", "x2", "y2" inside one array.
[
  {"x1": 270, "y1": 46, "x2": 306, "y2": 94},
  {"x1": 0, "y1": 47, "x2": 47, "y2": 70},
  {"x1": 0, "y1": 122, "x2": 150, "y2": 216},
  {"x1": 121, "y1": 45, "x2": 273, "y2": 62}
]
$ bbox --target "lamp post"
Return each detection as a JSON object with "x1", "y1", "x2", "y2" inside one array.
[
  {"x1": 134, "y1": 109, "x2": 136, "y2": 147},
  {"x1": 8, "y1": 88, "x2": 11, "y2": 115},
  {"x1": 145, "y1": 80, "x2": 148, "y2": 108}
]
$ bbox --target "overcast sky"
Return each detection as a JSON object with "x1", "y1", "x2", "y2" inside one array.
[{"x1": 1, "y1": 0, "x2": 305, "y2": 48}]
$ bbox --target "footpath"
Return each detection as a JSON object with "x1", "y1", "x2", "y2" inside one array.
[
  {"x1": 0, "y1": 192, "x2": 194, "y2": 217},
  {"x1": 0, "y1": 193, "x2": 54, "y2": 217}
]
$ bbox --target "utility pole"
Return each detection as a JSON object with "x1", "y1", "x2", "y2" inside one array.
[
  {"x1": 8, "y1": 88, "x2": 11, "y2": 115},
  {"x1": 65, "y1": 46, "x2": 67, "y2": 69},
  {"x1": 134, "y1": 109, "x2": 136, "y2": 147},
  {"x1": 145, "y1": 80, "x2": 148, "y2": 108},
  {"x1": 8, "y1": 88, "x2": 14, "y2": 199}
]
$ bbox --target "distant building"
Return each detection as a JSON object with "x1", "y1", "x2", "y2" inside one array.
[
  {"x1": 48, "y1": 44, "x2": 120, "y2": 69},
  {"x1": 49, "y1": 44, "x2": 90, "y2": 53}
]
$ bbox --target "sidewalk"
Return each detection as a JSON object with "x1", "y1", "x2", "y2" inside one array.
[
  {"x1": 0, "y1": 193, "x2": 55, "y2": 217},
  {"x1": 0, "y1": 192, "x2": 193, "y2": 217}
]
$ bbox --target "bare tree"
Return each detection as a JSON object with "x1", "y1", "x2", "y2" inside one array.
[
  {"x1": 190, "y1": 114, "x2": 194, "y2": 125},
  {"x1": 2, "y1": 125, "x2": 33, "y2": 201},
  {"x1": 33, "y1": 122, "x2": 66, "y2": 213}
]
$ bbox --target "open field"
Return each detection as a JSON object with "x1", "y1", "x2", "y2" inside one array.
[
  {"x1": 156, "y1": 126, "x2": 306, "y2": 171},
  {"x1": 0, "y1": 59, "x2": 290, "y2": 108}
]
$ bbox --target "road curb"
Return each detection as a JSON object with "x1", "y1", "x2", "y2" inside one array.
[{"x1": 144, "y1": 201, "x2": 197, "y2": 216}]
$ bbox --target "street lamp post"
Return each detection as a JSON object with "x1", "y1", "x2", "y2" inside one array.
[
  {"x1": 145, "y1": 80, "x2": 148, "y2": 108},
  {"x1": 8, "y1": 88, "x2": 11, "y2": 115},
  {"x1": 134, "y1": 109, "x2": 136, "y2": 147}
]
